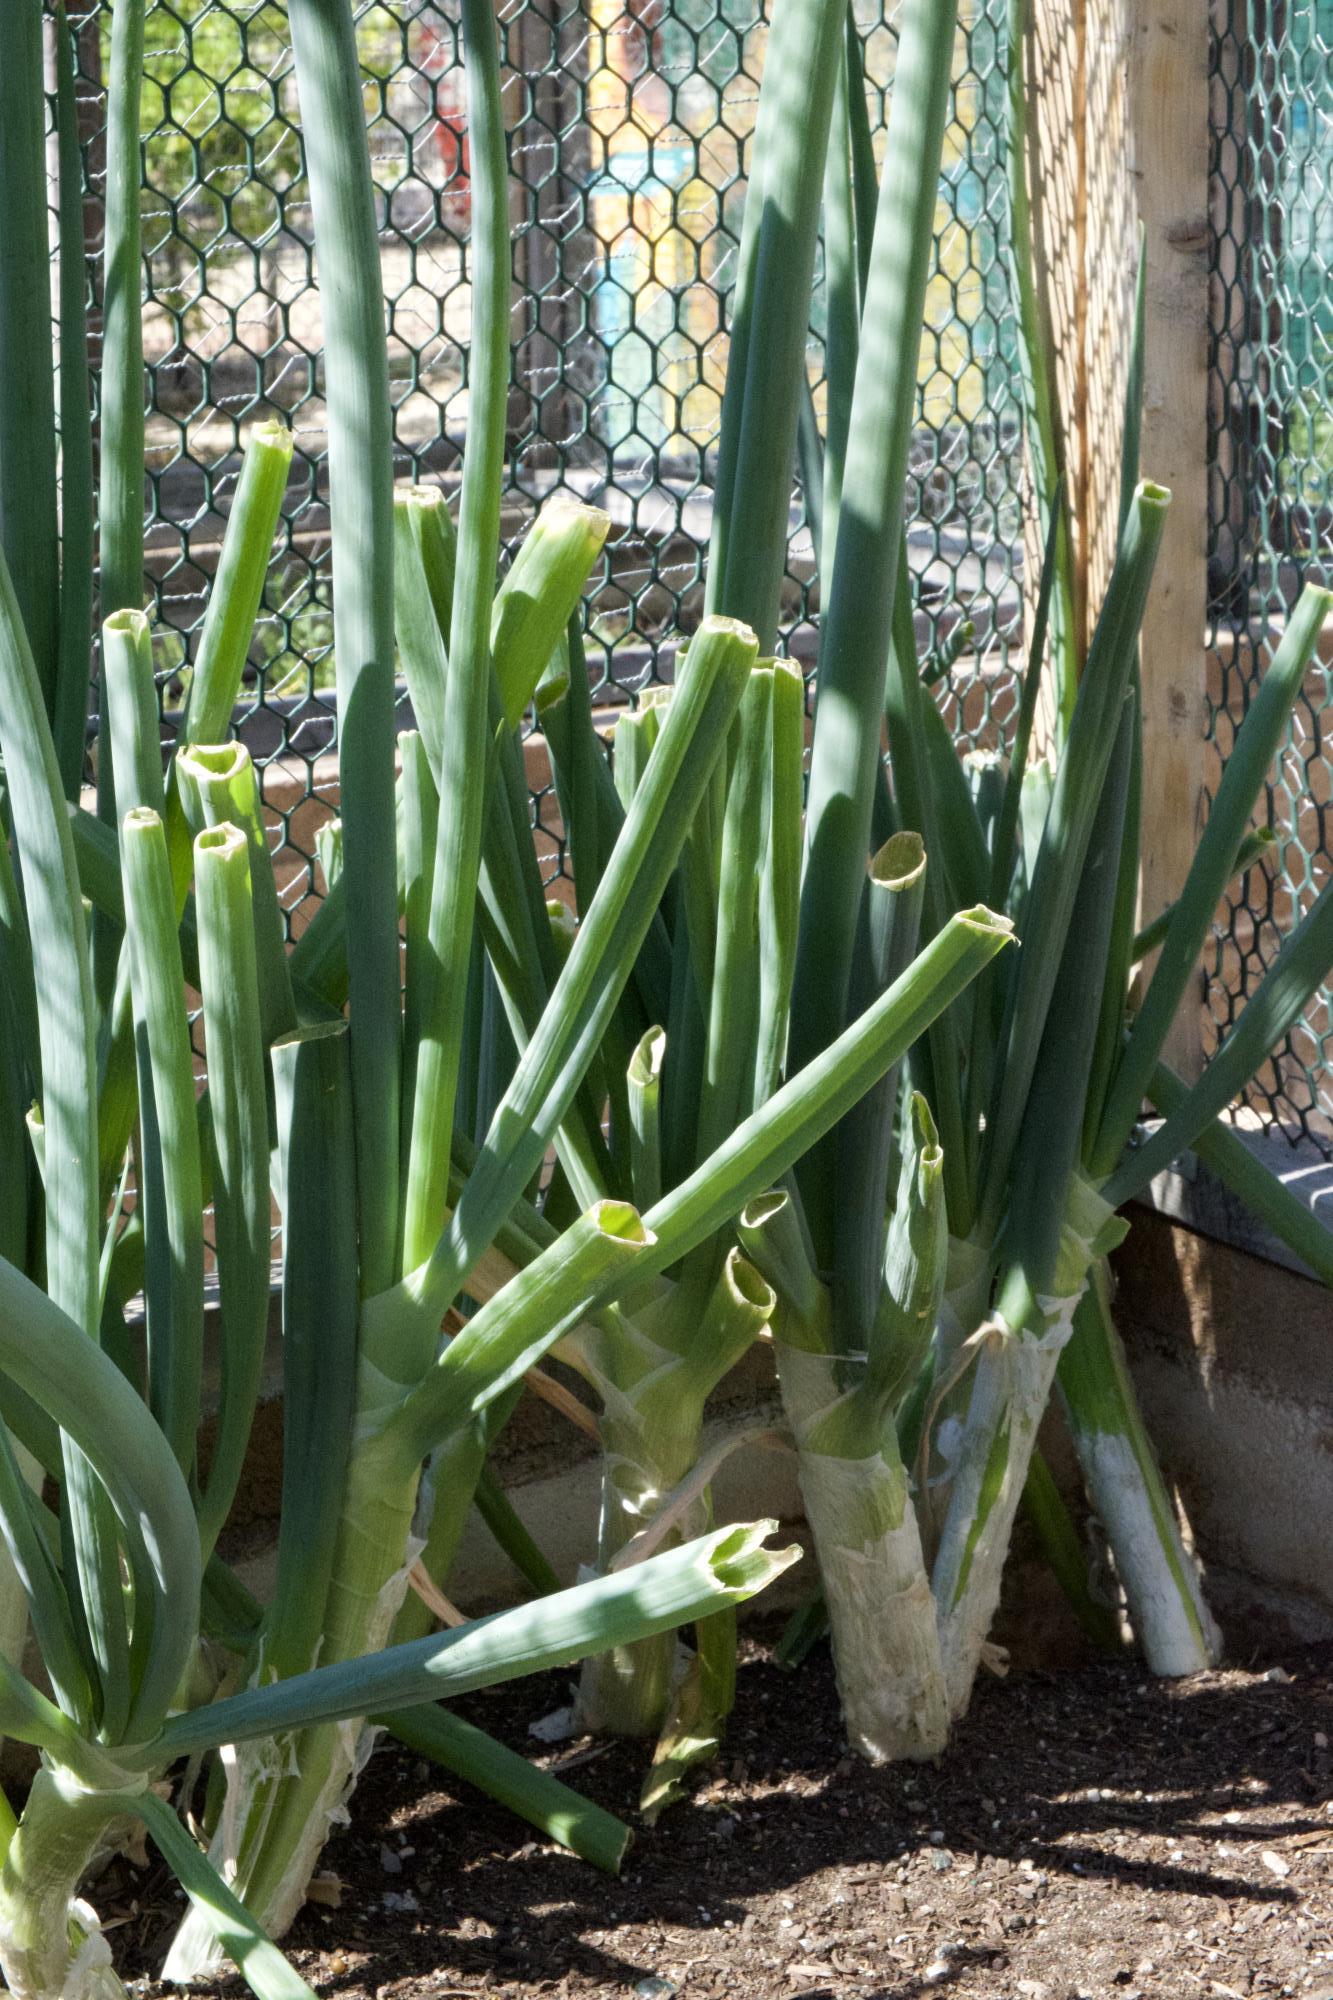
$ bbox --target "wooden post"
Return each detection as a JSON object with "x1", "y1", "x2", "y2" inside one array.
[
  {"x1": 1029, "y1": 0, "x2": 1209, "y2": 1077},
  {"x1": 1024, "y1": 0, "x2": 1136, "y2": 732},
  {"x1": 1128, "y1": 0, "x2": 1210, "y2": 1078}
]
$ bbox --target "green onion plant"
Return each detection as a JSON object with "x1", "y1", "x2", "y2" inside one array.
[
  {"x1": 0, "y1": 2, "x2": 1015, "y2": 1988},
  {"x1": 0, "y1": 0, "x2": 117, "y2": 1702},
  {"x1": 674, "y1": 0, "x2": 1333, "y2": 1759}
]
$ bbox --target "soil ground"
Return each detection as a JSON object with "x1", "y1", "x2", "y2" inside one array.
[{"x1": 114, "y1": 1629, "x2": 1333, "y2": 2000}]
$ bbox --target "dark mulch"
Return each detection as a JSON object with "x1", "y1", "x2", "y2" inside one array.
[{"x1": 112, "y1": 1630, "x2": 1333, "y2": 2000}]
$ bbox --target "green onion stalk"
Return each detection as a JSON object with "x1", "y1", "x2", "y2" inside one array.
[
  {"x1": 1004, "y1": 0, "x2": 1078, "y2": 736},
  {"x1": 919, "y1": 559, "x2": 1333, "y2": 1697},
  {"x1": 534, "y1": 657, "x2": 802, "y2": 1784},
  {"x1": 986, "y1": 0, "x2": 1333, "y2": 1679},
  {"x1": 499, "y1": 0, "x2": 977, "y2": 1767},
  {"x1": 683, "y1": 0, "x2": 1333, "y2": 1760},
  {"x1": 852, "y1": 45, "x2": 1333, "y2": 1707},
  {"x1": 518, "y1": 636, "x2": 960, "y2": 1799},
  {"x1": 1048, "y1": 579, "x2": 1333, "y2": 1677},
  {"x1": 0, "y1": 0, "x2": 99, "y2": 1694},
  {"x1": 0, "y1": 16, "x2": 793, "y2": 1987},
  {"x1": 676, "y1": 0, "x2": 973, "y2": 1762},
  {"x1": 547, "y1": 0, "x2": 1000, "y2": 1773},
  {"x1": 145, "y1": 0, "x2": 1008, "y2": 1971},
  {"x1": 0, "y1": 466, "x2": 807, "y2": 1994},
  {"x1": 494, "y1": 0, "x2": 980, "y2": 1779}
]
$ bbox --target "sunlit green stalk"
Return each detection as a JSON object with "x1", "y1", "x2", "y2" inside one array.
[
  {"x1": 743, "y1": 1095, "x2": 950, "y2": 1763},
  {"x1": 390, "y1": 617, "x2": 759, "y2": 1344},
  {"x1": 794, "y1": 0, "x2": 959, "y2": 1036},
  {"x1": 192, "y1": 823, "x2": 272, "y2": 1559},
  {"x1": 183, "y1": 423, "x2": 294, "y2": 745},
  {"x1": 176, "y1": 742, "x2": 296, "y2": 1043},
  {"x1": 1056, "y1": 1262, "x2": 1220, "y2": 1675},
  {"x1": 400, "y1": 0, "x2": 512, "y2": 1281},
  {"x1": 120, "y1": 808, "x2": 204, "y2": 1479}
]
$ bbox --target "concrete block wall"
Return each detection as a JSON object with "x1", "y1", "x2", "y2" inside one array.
[{"x1": 1111, "y1": 1211, "x2": 1333, "y2": 1643}]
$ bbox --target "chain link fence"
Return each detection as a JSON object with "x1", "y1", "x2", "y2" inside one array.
[
  {"x1": 1210, "y1": 0, "x2": 1333, "y2": 1153},
  {"x1": 59, "y1": 0, "x2": 1332, "y2": 1156}
]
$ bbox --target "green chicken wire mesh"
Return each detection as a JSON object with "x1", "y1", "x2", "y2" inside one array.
[
  {"x1": 63, "y1": 0, "x2": 1026, "y2": 929},
  {"x1": 1210, "y1": 0, "x2": 1333, "y2": 1154}
]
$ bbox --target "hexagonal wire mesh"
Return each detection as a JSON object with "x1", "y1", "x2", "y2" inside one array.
[
  {"x1": 63, "y1": 0, "x2": 1024, "y2": 911},
  {"x1": 57, "y1": 0, "x2": 1330, "y2": 1160},
  {"x1": 1210, "y1": 0, "x2": 1333, "y2": 1153}
]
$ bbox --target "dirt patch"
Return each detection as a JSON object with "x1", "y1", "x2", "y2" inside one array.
[{"x1": 118, "y1": 1633, "x2": 1333, "y2": 2000}]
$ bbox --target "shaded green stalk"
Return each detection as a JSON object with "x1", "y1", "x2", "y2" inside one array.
[
  {"x1": 52, "y1": 0, "x2": 96, "y2": 798},
  {"x1": 705, "y1": 0, "x2": 845, "y2": 646},
  {"x1": 287, "y1": 0, "x2": 401, "y2": 1295},
  {"x1": 1131, "y1": 829, "x2": 1275, "y2": 965},
  {"x1": 381, "y1": 1703, "x2": 631, "y2": 1875},
  {"x1": 978, "y1": 483, "x2": 1169, "y2": 1235},
  {"x1": 1146, "y1": 1062, "x2": 1333, "y2": 1285},
  {"x1": 262, "y1": 1027, "x2": 359, "y2": 1684},
  {"x1": 0, "y1": 0, "x2": 60, "y2": 711},
  {"x1": 99, "y1": 0, "x2": 146, "y2": 627},
  {"x1": 1092, "y1": 582, "x2": 1333, "y2": 1173},
  {"x1": 1005, "y1": 0, "x2": 1077, "y2": 731},
  {"x1": 1106, "y1": 873, "x2": 1333, "y2": 1208},
  {"x1": 0, "y1": 548, "x2": 127, "y2": 1737}
]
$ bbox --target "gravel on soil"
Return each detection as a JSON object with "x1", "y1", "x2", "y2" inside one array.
[{"x1": 113, "y1": 1633, "x2": 1333, "y2": 2000}]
